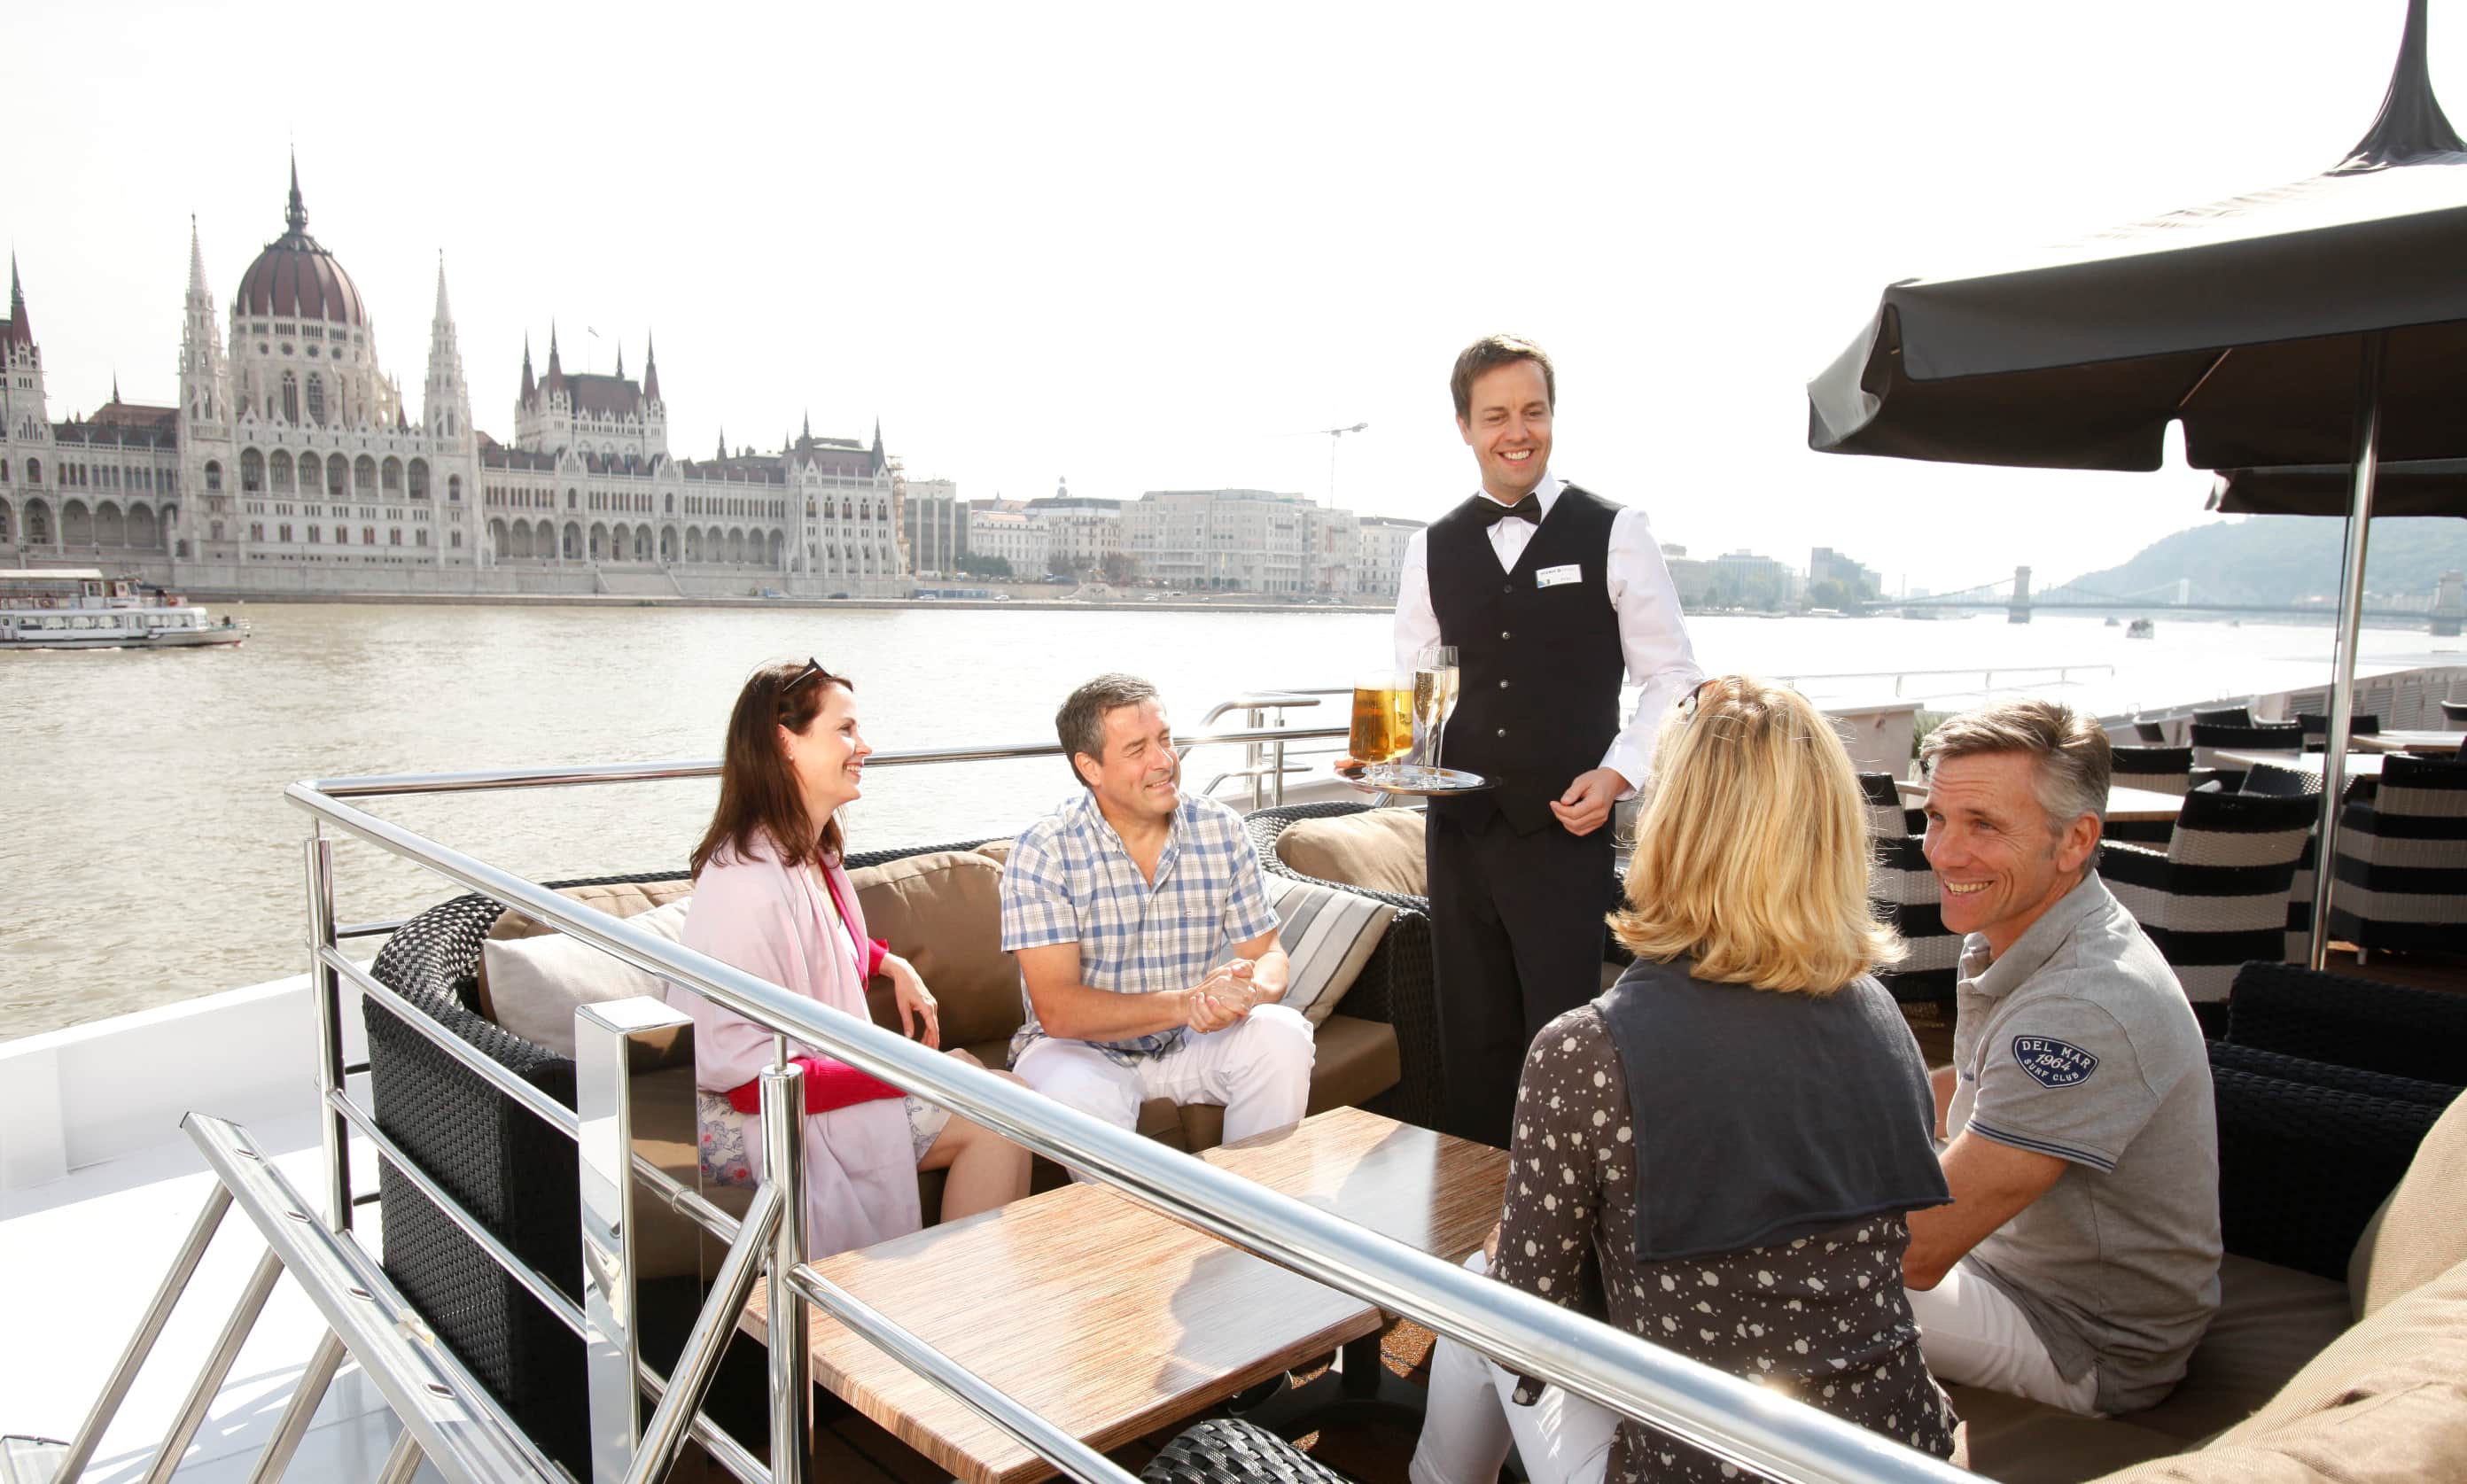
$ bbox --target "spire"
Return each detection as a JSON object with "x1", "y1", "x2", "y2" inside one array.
[
  {"x1": 187, "y1": 216, "x2": 209, "y2": 299},
  {"x1": 614, "y1": 341, "x2": 625, "y2": 379},
  {"x1": 520, "y1": 332, "x2": 536, "y2": 403},
  {"x1": 872, "y1": 416, "x2": 883, "y2": 454},
  {"x1": 717, "y1": 427, "x2": 727, "y2": 462},
  {"x1": 111, "y1": 370, "x2": 121, "y2": 404},
  {"x1": 432, "y1": 253, "x2": 453, "y2": 324},
  {"x1": 643, "y1": 330, "x2": 661, "y2": 402},
  {"x1": 802, "y1": 409, "x2": 812, "y2": 442},
  {"x1": 4, "y1": 253, "x2": 27, "y2": 346},
  {"x1": 284, "y1": 150, "x2": 308, "y2": 237},
  {"x1": 545, "y1": 321, "x2": 564, "y2": 392}
]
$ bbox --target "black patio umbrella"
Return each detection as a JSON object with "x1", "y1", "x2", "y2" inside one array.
[
  {"x1": 2209, "y1": 459, "x2": 2467, "y2": 517},
  {"x1": 1806, "y1": 0, "x2": 2467, "y2": 965}
]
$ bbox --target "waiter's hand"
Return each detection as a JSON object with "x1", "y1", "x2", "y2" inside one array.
[{"x1": 1550, "y1": 768, "x2": 1630, "y2": 836}]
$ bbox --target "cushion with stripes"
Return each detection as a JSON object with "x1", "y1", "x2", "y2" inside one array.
[{"x1": 1264, "y1": 875, "x2": 1397, "y2": 1024}]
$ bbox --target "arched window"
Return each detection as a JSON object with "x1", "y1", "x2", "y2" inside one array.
[
  {"x1": 282, "y1": 371, "x2": 300, "y2": 423},
  {"x1": 205, "y1": 461, "x2": 223, "y2": 493},
  {"x1": 306, "y1": 374, "x2": 326, "y2": 426},
  {"x1": 446, "y1": 474, "x2": 460, "y2": 503},
  {"x1": 354, "y1": 456, "x2": 377, "y2": 496},
  {"x1": 382, "y1": 457, "x2": 402, "y2": 494},
  {"x1": 326, "y1": 455, "x2": 346, "y2": 498},
  {"x1": 241, "y1": 449, "x2": 265, "y2": 493},
  {"x1": 409, "y1": 460, "x2": 430, "y2": 500},
  {"x1": 270, "y1": 450, "x2": 294, "y2": 493}
]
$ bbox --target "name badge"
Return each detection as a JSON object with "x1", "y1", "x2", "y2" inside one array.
[{"x1": 1536, "y1": 563, "x2": 1582, "y2": 588}]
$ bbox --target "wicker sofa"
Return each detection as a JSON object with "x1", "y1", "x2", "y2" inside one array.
[{"x1": 363, "y1": 834, "x2": 1436, "y2": 1478}]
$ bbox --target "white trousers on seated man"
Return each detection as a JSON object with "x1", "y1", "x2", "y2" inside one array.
[
  {"x1": 1014, "y1": 1005, "x2": 1314, "y2": 1160},
  {"x1": 1907, "y1": 1256, "x2": 2100, "y2": 1415}
]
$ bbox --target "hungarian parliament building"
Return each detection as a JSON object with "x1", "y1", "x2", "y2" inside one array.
[{"x1": 0, "y1": 161, "x2": 907, "y2": 596}]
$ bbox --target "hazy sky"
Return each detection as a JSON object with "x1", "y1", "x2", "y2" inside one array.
[{"x1": 5, "y1": 2, "x2": 2449, "y2": 590}]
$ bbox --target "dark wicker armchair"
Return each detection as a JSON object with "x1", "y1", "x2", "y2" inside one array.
[
  {"x1": 2210, "y1": 1061, "x2": 2453, "y2": 1280},
  {"x1": 1241, "y1": 802, "x2": 1444, "y2": 1133},
  {"x1": 2223, "y1": 960, "x2": 2467, "y2": 1084},
  {"x1": 363, "y1": 842, "x2": 996, "y2": 1478}
]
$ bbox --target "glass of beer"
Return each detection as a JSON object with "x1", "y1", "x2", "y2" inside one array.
[
  {"x1": 1350, "y1": 672, "x2": 1413, "y2": 770},
  {"x1": 1411, "y1": 645, "x2": 1461, "y2": 775}
]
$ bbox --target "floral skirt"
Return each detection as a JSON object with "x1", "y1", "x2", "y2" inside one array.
[{"x1": 697, "y1": 1091, "x2": 950, "y2": 1188}]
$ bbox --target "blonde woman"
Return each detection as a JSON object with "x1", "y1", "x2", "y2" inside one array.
[{"x1": 1411, "y1": 677, "x2": 1957, "y2": 1484}]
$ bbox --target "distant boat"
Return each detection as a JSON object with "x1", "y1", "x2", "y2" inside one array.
[
  {"x1": 2126, "y1": 618, "x2": 2156, "y2": 640},
  {"x1": 1, "y1": 569, "x2": 246, "y2": 650},
  {"x1": 2105, "y1": 616, "x2": 2121, "y2": 627}
]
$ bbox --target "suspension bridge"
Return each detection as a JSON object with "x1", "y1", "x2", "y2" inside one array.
[{"x1": 1893, "y1": 566, "x2": 2467, "y2": 634}]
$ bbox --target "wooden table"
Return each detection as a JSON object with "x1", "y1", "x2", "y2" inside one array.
[
  {"x1": 2353, "y1": 729, "x2": 2465, "y2": 755},
  {"x1": 1895, "y1": 779, "x2": 2185, "y2": 822},
  {"x1": 746, "y1": 1107, "x2": 1507, "y2": 1484}
]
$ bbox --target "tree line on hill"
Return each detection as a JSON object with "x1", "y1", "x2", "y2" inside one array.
[{"x1": 2056, "y1": 516, "x2": 2467, "y2": 608}]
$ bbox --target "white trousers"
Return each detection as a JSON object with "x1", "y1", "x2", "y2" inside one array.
[
  {"x1": 1014, "y1": 1005, "x2": 1315, "y2": 1158},
  {"x1": 1408, "y1": 1254, "x2": 1619, "y2": 1484},
  {"x1": 1907, "y1": 1256, "x2": 2100, "y2": 1415}
]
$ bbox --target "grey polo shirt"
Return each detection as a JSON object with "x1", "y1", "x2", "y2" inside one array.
[{"x1": 1946, "y1": 872, "x2": 2222, "y2": 1415}]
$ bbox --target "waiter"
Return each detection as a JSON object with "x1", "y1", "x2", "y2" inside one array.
[{"x1": 1394, "y1": 334, "x2": 1704, "y2": 1147}]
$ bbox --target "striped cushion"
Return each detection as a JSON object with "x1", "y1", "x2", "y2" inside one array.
[
  {"x1": 2331, "y1": 758, "x2": 2467, "y2": 950},
  {"x1": 1862, "y1": 778, "x2": 1960, "y2": 1004},
  {"x1": 1263, "y1": 874, "x2": 1396, "y2": 1024}
]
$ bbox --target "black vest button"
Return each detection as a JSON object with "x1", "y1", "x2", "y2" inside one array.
[
  {"x1": 1502, "y1": 583, "x2": 1514, "y2": 594},
  {"x1": 1496, "y1": 727, "x2": 1508, "y2": 738},
  {"x1": 1498, "y1": 679, "x2": 1511, "y2": 689},
  {"x1": 1499, "y1": 630, "x2": 1511, "y2": 640}
]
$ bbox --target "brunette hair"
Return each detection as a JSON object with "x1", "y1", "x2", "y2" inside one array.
[
  {"x1": 690, "y1": 657, "x2": 852, "y2": 879},
  {"x1": 1450, "y1": 334, "x2": 1555, "y2": 421},
  {"x1": 1610, "y1": 676, "x2": 1901, "y2": 992},
  {"x1": 1055, "y1": 672, "x2": 1161, "y2": 789}
]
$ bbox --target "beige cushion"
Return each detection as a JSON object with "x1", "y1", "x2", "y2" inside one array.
[
  {"x1": 847, "y1": 851, "x2": 1017, "y2": 1050},
  {"x1": 2210, "y1": 1257, "x2": 2467, "y2": 1449},
  {"x1": 479, "y1": 897, "x2": 694, "y2": 1058},
  {"x1": 2134, "y1": 1255, "x2": 2353, "y2": 1444},
  {"x1": 2092, "y1": 1381, "x2": 2467, "y2": 1483},
  {"x1": 1265, "y1": 876, "x2": 1395, "y2": 1023},
  {"x1": 1148, "y1": 1013, "x2": 1401, "y2": 1154},
  {"x1": 2347, "y1": 1090, "x2": 2467, "y2": 1320},
  {"x1": 1949, "y1": 1384, "x2": 2184, "y2": 1483},
  {"x1": 975, "y1": 839, "x2": 1014, "y2": 866},
  {"x1": 486, "y1": 878, "x2": 697, "y2": 944},
  {"x1": 1274, "y1": 809, "x2": 1427, "y2": 897}
]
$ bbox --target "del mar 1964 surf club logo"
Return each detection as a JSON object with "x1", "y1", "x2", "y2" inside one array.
[{"x1": 2012, "y1": 1036, "x2": 2099, "y2": 1089}]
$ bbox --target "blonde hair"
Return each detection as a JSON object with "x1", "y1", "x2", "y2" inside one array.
[{"x1": 1610, "y1": 676, "x2": 1902, "y2": 992}]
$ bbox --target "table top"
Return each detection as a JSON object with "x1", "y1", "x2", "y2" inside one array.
[
  {"x1": 747, "y1": 1106, "x2": 1508, "y2": 1484},
  {"x1": 2353, "y1": 729, "x2": 2465, "y2": 754},
  {"x1": 2217, "y1": 749, "x2": 2388, "y2": 777},
  {"x1": 1895, "y1": 778, "x2": 2185, "y2": 822}
]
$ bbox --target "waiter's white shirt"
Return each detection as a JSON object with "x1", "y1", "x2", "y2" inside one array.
[{"x1": 1392, "y1": 472, "x2": 1705, "y2": 796}]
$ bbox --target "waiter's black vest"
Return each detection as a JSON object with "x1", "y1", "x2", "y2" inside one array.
[{"x1": 1427, "y1": 485, "x2": 1625, "y2": 835}]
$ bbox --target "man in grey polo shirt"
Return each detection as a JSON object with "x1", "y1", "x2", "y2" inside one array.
[{"x1": 1903, "y1": 699, "x2": 2221, "y2": 1417}]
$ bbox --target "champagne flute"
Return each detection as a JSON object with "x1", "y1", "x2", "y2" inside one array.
[{"x1": 1412, "y1": 644, "x2": 1460, "y2": 780}]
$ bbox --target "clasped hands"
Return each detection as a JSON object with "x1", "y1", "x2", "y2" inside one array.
[{"x1": 1184, "y1": 959, "x2": 1265, "y2": 1033}]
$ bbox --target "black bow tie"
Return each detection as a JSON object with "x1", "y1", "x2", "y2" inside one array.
[{"x1": 1475, "y1": 494, "x2": 1542, "y2": 528}]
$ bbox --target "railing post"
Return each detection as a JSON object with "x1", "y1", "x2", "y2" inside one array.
[
  {"x1": 302, "y1": 833, "x2": 352, "y2": 1231},
  {"x1": 576, "y1": 995, "x2": 698, "y2": 1484},
  {"x1": 1246, "y1": 705, "x2": 1265, "y2": 812},
  {"x1": 762, "y1": 1061, "x2": 810, "y2": 1484},
  {"x1": 55, "y1": 1185, "x2": 234, "y2": 1480}
]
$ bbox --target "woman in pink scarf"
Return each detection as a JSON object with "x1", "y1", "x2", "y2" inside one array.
[{"x1": 671, "y1": 657, "x2": 1031, "y2": 1257}]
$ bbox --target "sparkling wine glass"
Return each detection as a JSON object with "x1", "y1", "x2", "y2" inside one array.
[{"x1": 1411, "y1": 644, "x2": 1460, "y2": 781}]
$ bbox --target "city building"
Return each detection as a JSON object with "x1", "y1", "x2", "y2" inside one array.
[
  {"x1": 966, "y1": 501, "x2": 1047, "y2": 575},
  {"x1": 0, "y1": 159, "x2": 907, "y2": 595},
  {"x1": 1659, "y1": 542, "x2": 1718, "y2": 607},
  {"x1": 904, "y1": 478, "x2": 963, "y2": 575},
  {"x1": 1123, "y1": 488, "x2": 1319, "y2": 593},
  {"x1": 1808, "y1": 546, "x2": 1884, "y2": 602},
  {"x1": 1026, "y1": 481, "x2": 1125, "y2": 578},
  {"x1": 1301, "y1": 505, "x2": 1357, "y2": 597},
  {"x1": 1350, "y1": 516, "x2": 1422, "y2": 602},
  {"x1": 1710, "y1": 548, "x2": 1797, "y2": 607}
]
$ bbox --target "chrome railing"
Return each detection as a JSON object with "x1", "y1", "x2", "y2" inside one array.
[{"x1": 96, "y1": 710, "x2": 1983, "y2": 1479}]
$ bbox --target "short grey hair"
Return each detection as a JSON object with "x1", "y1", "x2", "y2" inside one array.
[
  {"x1": 1055, "y1": 673, "x2": 1161, "y2": 788},
  {"x1": 1920, "y1": 698, "x2": 2111, "y2": 832}
]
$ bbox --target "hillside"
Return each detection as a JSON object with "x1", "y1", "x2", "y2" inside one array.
[{"x1": 2055, "y1": 516, "x2": 2467, "y2": 607}]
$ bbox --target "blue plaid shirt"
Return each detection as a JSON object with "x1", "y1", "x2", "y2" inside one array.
[{"x1": 1000, "y1": 789, "x2": 1280, "y2": 1066}]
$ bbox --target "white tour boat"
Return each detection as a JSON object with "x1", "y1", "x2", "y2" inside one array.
[{"x1": 0, "y1": 570, "x2": 248, "y2": 651}]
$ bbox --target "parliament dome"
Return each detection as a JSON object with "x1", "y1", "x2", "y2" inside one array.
[{"x1": 232, "y1": 161, "x2": 367, "y2": 328}]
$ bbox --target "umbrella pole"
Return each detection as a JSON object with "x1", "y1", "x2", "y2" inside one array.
[{"x1": 2308, "y1": 331, "x2": 2386, "y2": 969}]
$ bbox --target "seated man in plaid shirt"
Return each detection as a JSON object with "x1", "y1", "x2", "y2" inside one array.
[{"x1": 1001, "y1": 673, "x2": 1314, "y2": 1148}]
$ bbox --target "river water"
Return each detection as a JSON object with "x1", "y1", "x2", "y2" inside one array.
[{"x1": 4, "y1": 602, "x2": 2457, "y2": 1039}]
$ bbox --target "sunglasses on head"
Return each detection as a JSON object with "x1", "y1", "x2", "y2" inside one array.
[{"x1": 781, "y1": 657, "x2": 827, "y2": 702}]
